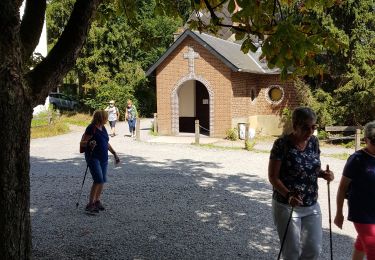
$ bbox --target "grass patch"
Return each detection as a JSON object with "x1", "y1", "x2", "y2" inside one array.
[
  {"x1": 321, "y1": 153, "x2": 351, "y2": 160},
  {"x1": 31, "y1": 112, "x2": 91, "y2": 139},
  {"x1": 31, "y1": 120, "x2": 69, "y2": 139},
  {"x1": 60, "y1": 113, "x2": 91, "y2": 127},
  {"x1": 194, "y1": 143, "x2": 243, "y2": 150},
  {"x1": 31, "y1": 117, "x2": 50, "y2": 128},
  {"x1": 193, "y1": 143, "x2": 270, "y2": 153}
]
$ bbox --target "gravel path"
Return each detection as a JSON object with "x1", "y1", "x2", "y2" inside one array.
[{"x1": 30, "y1": 121, "x2": 356, "y2": 259}]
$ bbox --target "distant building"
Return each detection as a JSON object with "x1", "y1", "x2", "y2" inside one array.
[{"x1": 146, "y1": 29, "x2": 298, "y2": 137}]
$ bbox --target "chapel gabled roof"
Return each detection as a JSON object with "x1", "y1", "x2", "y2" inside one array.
[{"x1": 145, "y1": 29, "x2": 279, "y2": 76}]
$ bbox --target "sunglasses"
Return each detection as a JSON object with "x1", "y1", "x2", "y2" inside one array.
[{"x1": 300, "y1": 124, "x2": 318, "y2": 132}]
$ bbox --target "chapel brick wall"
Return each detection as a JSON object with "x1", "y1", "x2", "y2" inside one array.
[
  {"x1": 230, "y1": 73, "x2": 299, "y2": 135},
  {"x1": 156, "y1": 36, "x2": 233, "y2": 137},
  {"x1": 256, "y1": 74, "x2": 299, "y2": 115},
  {"x1": 231, "y1": 73, "x2": 298, "y2": 117}
]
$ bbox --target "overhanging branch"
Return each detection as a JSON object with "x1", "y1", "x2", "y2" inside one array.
[
  {"x1": 26, "y1": 0, "x2": 102, "y2": 106},
  {"x1": 20, "y1": 0, "x2": 46, "y2": 61}
]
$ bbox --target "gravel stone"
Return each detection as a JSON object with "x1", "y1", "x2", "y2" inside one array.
[{"x1": 30, "y1": 121, "x2": 356, "y2": 259}]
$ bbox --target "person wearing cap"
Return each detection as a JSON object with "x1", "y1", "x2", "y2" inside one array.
[
  {"x1": 335, "y1": 120, "x2": 375, "y2": 260},
  {"x1": 105, "y1": 100, "x2": 119, "y2": 137}
]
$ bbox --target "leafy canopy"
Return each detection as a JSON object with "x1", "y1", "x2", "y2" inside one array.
[
  {"x1": 47, "y1": 0, "x2": 184, "y2": 116},
  {"x1": 156, "y1": 0, "x2": 347, "y2": 78}
]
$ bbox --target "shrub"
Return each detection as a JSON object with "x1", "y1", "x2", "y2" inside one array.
[
  {"x1": 343, "y1": 140, "x2": 355, "y2": 149},
  {"x1": 226, "y1": 128, "x2": 238, "y2": 141},
  {"x1": 150, "y1": 122, "x2": 158, "y2": 136},
  {"x1": 245, "y1": 139, "x2": 256, "y2": 151},
  {"x1": 281, "y1": 108, "x2": 293, "y2": 134},
  {"x1": 317, "y1": 130, "x2": 329, "y2": 140}
]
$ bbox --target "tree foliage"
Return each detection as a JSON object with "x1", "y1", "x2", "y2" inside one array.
[
  {"x1": 331, "y1": 0, "x2": 375, "y2": 125},
  {"x1": 155, "y1": 0, "x2": 347, "y2": 78},
  {"x1": 304, "y1": 0, "x2": 375, "y2": 125},
  {"x1": 47, "y1": 0, "x2": 184, "y2": 116}
]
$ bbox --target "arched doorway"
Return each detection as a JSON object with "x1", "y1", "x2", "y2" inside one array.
[{"x1": 178, "y1": 80, "x2": 210, "y2": 135}]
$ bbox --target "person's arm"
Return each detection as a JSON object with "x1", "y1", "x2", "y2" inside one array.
[
  {"x1": 268, "y1": 159, "x2": 302, "y2": 207},
  {"x1": 116, "y1": 107, "x2": 119, "y2": 120},
  {"x1": 108, "y1": 143, "x2": 120, "y2": 164},
  {"x1": 80, "y1": 126, "x2": 96, "y2": 151},
  {"x1": 124, "y1": 108, "x2": 128, "y2": 121},
  {"x1": 334, "y1": 176, "x2": 351, "y2": 229}
]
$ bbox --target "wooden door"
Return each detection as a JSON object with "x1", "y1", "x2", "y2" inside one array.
[{"x1": 195, "y1": 81, "x2": 209, "y2": 135}]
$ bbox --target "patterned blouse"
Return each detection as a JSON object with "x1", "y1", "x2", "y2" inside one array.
[{"x1": 270, "y1": 135, "x2": 321, "y2": 207}]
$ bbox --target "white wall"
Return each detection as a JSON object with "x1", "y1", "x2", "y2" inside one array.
[{"x1": 178, "y1": 80, "x2": 195, "y2": 117}]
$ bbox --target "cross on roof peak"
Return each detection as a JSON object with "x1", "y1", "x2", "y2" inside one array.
[{"x1": 183, "y1": 46, "x2": 200, "y2": 74}]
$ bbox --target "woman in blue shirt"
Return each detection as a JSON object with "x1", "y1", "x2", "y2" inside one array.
[
  {"x1": 81, "y1": 110, "x2": 120, "y2": 214},
  {"x1": 268, "y1": 107, "x2": 334, "y2": 259},
  {"x1": 335, "y1": 121, "x2": 375, "y2": 260}
]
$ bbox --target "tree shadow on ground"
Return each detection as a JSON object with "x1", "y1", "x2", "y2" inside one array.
[{"x1": 30, "y1": 154, "x2": 354, "y2": 260}]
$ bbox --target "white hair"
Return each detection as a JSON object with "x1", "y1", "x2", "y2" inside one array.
[{"x1": 364, "y1": 121, "x2": 375, "y2": 140}]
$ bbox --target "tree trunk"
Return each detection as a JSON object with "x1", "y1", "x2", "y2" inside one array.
[
  {"x1": 0, "y1": 91, "x2": 32, "y2": 259},
  {"x1": 0, "y1": 0, "x2": 100, "y2": 258},
  {"x1": 0, "y1": 3, "x2": 32, "y2": 258}
]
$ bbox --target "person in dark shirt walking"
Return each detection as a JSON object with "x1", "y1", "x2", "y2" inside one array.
[
  {"x1": 80, "y1": 110, "x2": 120, "y2": 214},
  {"x1": 335, "y1": 121, "x2": 375, "y2": 260}
]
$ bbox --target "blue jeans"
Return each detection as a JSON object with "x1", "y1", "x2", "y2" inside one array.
[
  {"x1": 85, "y1": 156, "x2": 108, "y2": 184},
  {"x1": 272, "y1": 199, "x2": 322, "y2": 260},
  {"x1": 128, "y1": 118, "x2": 136, "y2": 133}
]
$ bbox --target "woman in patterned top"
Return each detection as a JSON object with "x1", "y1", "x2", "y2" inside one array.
[
  {"x1": 268, "y1": 107, "x2": 334, "y2": 260},
  {"x1": 125, "y1": 99, "x2": 137, "y2": 138},
  {"x1": 335, "y1": 121, "x2": 375, "y2": 260}
]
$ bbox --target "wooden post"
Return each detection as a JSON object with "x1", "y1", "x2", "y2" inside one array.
[
  {"x1": 355, "y1": 128, "x2": 361, "y2": 151},
  {"x1": 48, "y1": 112, "x2": 52, "y2": 125},
  {"x1": 244, "y1": 123, "x2": 250, "y2": 147},
  {"x1": 195, "y1": 120, "x2": 200, "y2": 144},
  {"x1": 153, "y1": 113, "x2": 158, "y2": 133},
  {"x1": 136, "y1": 118, "x2": 140, "y2": 141}
]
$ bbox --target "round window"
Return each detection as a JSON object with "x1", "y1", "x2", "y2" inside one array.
[{"x1": 265, "y1": 85, "x2": 284, "y2": 105}]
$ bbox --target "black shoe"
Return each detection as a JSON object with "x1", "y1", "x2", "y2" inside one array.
[
  {"x1": 95, "y1": 200, "x2": 105, "y2": 211},
  {"x1": 85, "y1": 203, "x2": 99, "y2": 214}
]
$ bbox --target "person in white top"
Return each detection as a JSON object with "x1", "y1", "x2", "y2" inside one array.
[{"x1": 105, "y1": 100, "x2": 119, "y2": 137}]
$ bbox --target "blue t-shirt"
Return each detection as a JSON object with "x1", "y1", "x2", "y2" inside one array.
[
  {"x1": 84, "y1": 124, "x2": 109, "y2": 162},
  {"x1": 270, "y1": 135, "x2": 321, "y2": 206},
  {"x1": 343, "y1": 150, "x2": 375, "y2": 224}
]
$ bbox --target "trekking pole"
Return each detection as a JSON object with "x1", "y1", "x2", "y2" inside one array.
[
  {"x1": 75, "y1": 164, "x2": 89, "y2": 208},
  {"x1": 277, "y1": 206, "x2": 294, "y2": 260},
  {"x1": 326, "y1": 164, "x2": 333, "y2": 260},
  {"x1": 75, "y1": 145, "x2": 94, "y2": 209}
]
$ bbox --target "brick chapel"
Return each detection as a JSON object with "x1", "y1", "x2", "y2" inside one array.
[{"x1": 146, "y1": 29, "x2": 299, "y2": 138}]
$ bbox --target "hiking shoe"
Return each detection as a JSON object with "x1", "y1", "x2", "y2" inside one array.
[
  {"x1": 95, "y1": 200, "x2": 105, "y2": 211},
  {"x1": 85, "y1": 203, "x2": 99, "y2": 214}
]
